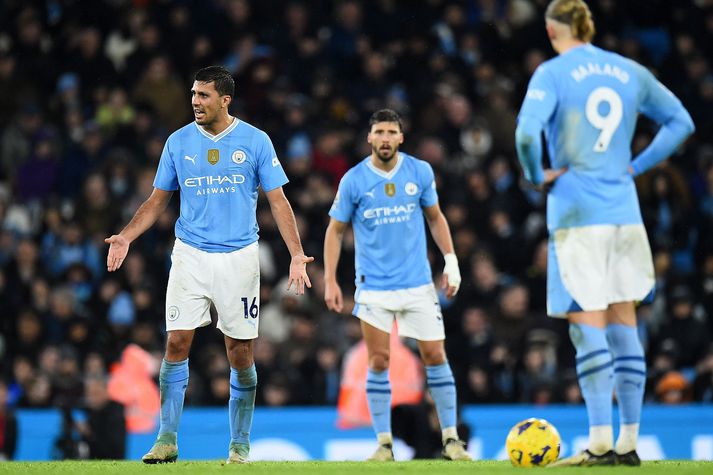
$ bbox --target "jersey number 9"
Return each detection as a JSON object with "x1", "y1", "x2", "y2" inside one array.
[{"x1": 585, "y1": 86, "x2": 623, "y2": 153}]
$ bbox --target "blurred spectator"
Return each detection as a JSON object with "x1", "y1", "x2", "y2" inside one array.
[
  {"x1": 52, "y1": 346, "x2": 84, "y2": 407},
  {"x1": 491, "y1": 283, "x2": 535, "y2": 357},
  {"x1": 95, "y1": 87, "x2": 135, "y2": 136},
  {"x1": 132, "y1": 56, "x2": 188, "y2": 130},
  {"x1": 7, "y1": 309, "x2": 45, "y2": 361},
  {"x1": 312, "y1": 129, "x2": 350, "y2": 189},
  {"x1": 0, "y1": 53, "x2": 22, "y2": 130},
  {"x1": 0, "y1": 377, "x2": 17, "y2": 460},
  {"x1": 76, "y1": 377, "x2": 126, "y2": 460},
  {"x1": 517, "y1": 343, "x2": 557, "y2": 403},
  {"x1": 41, "y1": 220, "x2": 102, "y2": 279},
  {"x1": 392, "y1": 392, "x2": 471, "y2": 459},
  {"x1": 654, "y1": 371, "x2": 692, "y2": 404},
  {"x1": 560, "y1": 370, "x2": 583, "y2": 404},
  {"x1": 75, "y1": 173, "x2": 120, "y2": 242},
  {"x1": 57, "y1": 121, "x2": 106, "y2": 199},
  {"x1": 4, "y1": 239, "x2": 45, "y2": 309},
  {"x1": 652, "y1": 285, "x2": 709, "y2": 368},
  {"x1": 259, "y1": 276, "x2": 310, "y2": 344},
  {"x1": 462, "y1": 366, "x2": 503, "y2": 404},
  {"x1": 263, "y1": 374, "x2": 293, "y2": 407},
  {"x1": 107, "y1": 344, "x2": 159, "y2": 434},
  {"x1": 1, "y1": 103, "x2": 47, "y2": 182},
  {"x1": 65, "y1": 27, "x2": 116, "y2": 95},
  {"x1": 16, "y1": 129, "x2": 60, "y2": 203},
  {"x1": 638, "y1": 166, "x2": 694, "y2": 271},
  {"x1": 448, "y1": 306, "x2": 493, "y2": 381}
]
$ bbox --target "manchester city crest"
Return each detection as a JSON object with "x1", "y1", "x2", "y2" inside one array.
[
  {"x1": 167, "y1": 306, "x2": 180, "y2": 321},
  {"x1": 232, "y1": 150, "x2": 246, "y2": 164}
]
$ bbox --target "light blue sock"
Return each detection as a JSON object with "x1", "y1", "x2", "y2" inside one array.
[
  {"x1": 426, "y1": 362, "x2": 457, "y2": 433},
  {"x1": 569, "y1": 324, "x2": 614, "y2": 428},
  {"x1": 607, "y1": 324, "x2": 646, "y2": 425},
  {"x1": 159, "y1": 358, "x2": 189, "y2": 438},
  {"x1": 366, "y1": 368, "x2": 391, "y2": 437},
  {"x1": 229, "y1": 364, "x2": 257, "y2": 446}
]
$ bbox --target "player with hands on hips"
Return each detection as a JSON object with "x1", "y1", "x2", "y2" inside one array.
[{"x1": 516, "y1": 0, "x2": 694, "y2": 467}]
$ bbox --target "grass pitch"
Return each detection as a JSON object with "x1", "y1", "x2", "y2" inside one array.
[{"x1": 1, "y1": 460, "x2": 712, "y2": 475}]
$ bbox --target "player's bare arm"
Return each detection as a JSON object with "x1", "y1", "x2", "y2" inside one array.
[
  {"x1": 105, "y1": 188, "x2": 173, "y2": 272},
  {"x1": 424, "y1": 203, "x2": 461, "y2": 299},
  {"x1": 323, "y1": 218, "x2": 348, "y2": 312},
  {"x1": 265, "y1": 186, "x2": 314, "y2": 295}
]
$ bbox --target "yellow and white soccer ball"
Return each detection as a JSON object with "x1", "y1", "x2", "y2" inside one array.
[{"x1": 505, "y1": 418, "x2": 561, "y2": 467}]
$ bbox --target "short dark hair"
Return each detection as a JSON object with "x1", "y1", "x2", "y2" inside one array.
[
  {"x1": 368, "y1": 109, "x2": 403, "y2": 131},
  {"x1": 194, "y1": 66, "x2": 235, "y2": 98}
]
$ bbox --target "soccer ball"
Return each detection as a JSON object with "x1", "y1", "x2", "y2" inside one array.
[{"x1": 505, "y1": 418, "x2": 561, "y2": 467}]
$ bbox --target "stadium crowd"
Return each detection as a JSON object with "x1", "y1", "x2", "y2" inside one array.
[{"x1": 1, "y1": 0, "x2": 713, "y2": 453}]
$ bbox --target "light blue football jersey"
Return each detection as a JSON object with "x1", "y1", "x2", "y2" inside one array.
[
  {"x1": 518, "y1": 44, "x2": 687, "y2": 230},
  {"x1": 153, "y1": 118, "x2": 288, "y2": 252},
  {"x1": 329, "y1": 153, "x2": 438, "y2": 290}
]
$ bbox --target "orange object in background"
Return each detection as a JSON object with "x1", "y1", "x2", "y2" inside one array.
[
  {"x1": 336, "y1": 330, "x2": 424, "y2": 428},
  {"x1": 107, "y1": 344, "x2": 160, "y2": 433}
]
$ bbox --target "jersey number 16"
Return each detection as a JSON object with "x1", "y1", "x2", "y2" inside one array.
[{"x1": 241, "y1": 297, "x2": 259, "y2": 319}]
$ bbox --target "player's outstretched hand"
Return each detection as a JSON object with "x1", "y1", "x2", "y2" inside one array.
[
  {"x1": 287, "y1": 254, "x2": 314, "y2": 295},
  {"x1": 105, "y1": 234, "x2": 130, "y2": 272},
  {"x1": 324, "y1": 280, "x2": 344, "y2": 313}
]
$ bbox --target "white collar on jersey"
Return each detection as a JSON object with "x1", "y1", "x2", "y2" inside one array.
[
  {"x1": 195, "y1": 116, "x2": 240, "y2": 142},
  {"x1": 366, "y1": 152, "x2": 404, "y2": 179}
]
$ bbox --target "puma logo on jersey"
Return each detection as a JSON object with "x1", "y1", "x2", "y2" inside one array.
[{"x1": 184, "y1": 154, "x2": 197, "y2": 165}]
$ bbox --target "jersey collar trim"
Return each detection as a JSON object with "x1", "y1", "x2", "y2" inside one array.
[
  {"x1": 366, "y1": 152, "x2": 404, "y2": 179},
  {"x1": 195, "y1": 116, "x2": 240, "y2": 142}
]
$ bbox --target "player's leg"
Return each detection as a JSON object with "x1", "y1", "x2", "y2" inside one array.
[
  {"x1": 212, "y1": 241, "x2": 260, "y2": 464},
  {"x1": 550, "y1": 310, "x2": 617, "y2": 466},
  {"x1": 397, "y1": 283, "x2": 470, "y2": 461},
  {"x1": 603, "y1": 223, "x2": 654, "y2": 466},
  {"x1": 361, "y1": 319, "x2": 395, "y2": 461},
  {"x1": 143, "y1": 330, "x2": 195, "y2": 464},
  {"x1": 162, "y1": 330, "x2": 195, "y2": 428},
  {"x1": 225, "y1": 337, "x2": 256, "y2": 464},
  {"x1": 547, "y1": 227, "x2": 616, "y2": 466},
  {"x1": 144, "y1": 240, "x2": 211, "y2": 464},
  {"x1": 416, "y1": 339, "x2": 470, "y2": 461},
  {"x1": 606, "y1": 301, "x2": 644, "y2": 466}
]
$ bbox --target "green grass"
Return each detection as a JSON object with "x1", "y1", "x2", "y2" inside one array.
[{"x1": 1, "y1": 460, "x2": 712, "y2": 475}]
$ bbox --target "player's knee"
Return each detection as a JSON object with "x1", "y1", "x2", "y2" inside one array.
[
  {"x1": 368, "y1": 352, "x2": 390, "y2": 372},
  {"x1": 421, "y1": 349, "x2": 446, "y2": 366},
  {"x1": 226, "y1": 340, "x2": 253, "y2": 368},
  {"x1": 165, "y1": 335, "x2": 191, "y2": 359}
]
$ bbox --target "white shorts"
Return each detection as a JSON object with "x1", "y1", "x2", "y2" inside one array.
[
  {"x1": 353, "y1": 283, "x2": 445, "y2": 341},
  {"x1": 165, "y1": 239, "x2": 260, "y2": 339},
  {"x1": 547, "y1": 224, "x2": 655, "y2": 318}
]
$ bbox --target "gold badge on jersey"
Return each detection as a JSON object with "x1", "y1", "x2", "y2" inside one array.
[
  {"x1": 385, "y1": 183, "x2": 396, "y2": 197},
  {"x1": 207, "y1": 149, "x2": 220, "y2": 165}
]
